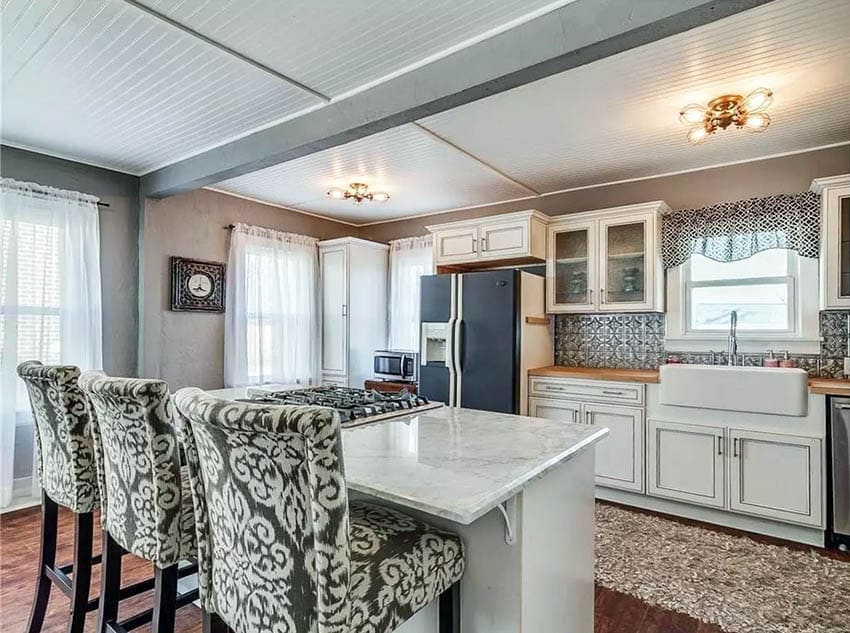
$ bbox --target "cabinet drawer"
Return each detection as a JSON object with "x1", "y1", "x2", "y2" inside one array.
[
  {"x1": 529, "y1": 377, "x2": 645, "y2": 405},
  {"x1": 322, "y1": 375, "x2": 348, "y2": 387}
]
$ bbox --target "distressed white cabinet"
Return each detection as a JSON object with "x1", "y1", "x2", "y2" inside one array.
[
  {"x1": 648, "y1": 420, "x2": 725, "y2": 508},
  {"x1": 584, "y1": 403, "x2": 644, "y2": 492},
  {"x1": 546, "y1": 201, "x2": 667, "y2": 313},
  {"x1": 319, "y1": 238, "x2": 388, "y2": 388},
  {"x1": 728, "y1": 429, "x2": 823, "y2": 527},
  {"x1": 428, "y1": 210, "x2": 548, "y2": 268},
  {"x1": 812, "y1": 174, "x2": 850, "y2": 309},
  {"x1": 528, "y1": 379, "x2": 645, "y2": 493}
]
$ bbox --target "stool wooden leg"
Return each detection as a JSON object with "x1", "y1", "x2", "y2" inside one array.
[
  {"x1": 202, "y1": 611, "x2": 230, "y2": 633},
  {"x1": 66, "y1": 511, "x2": 94, "y2": 633},
  {"x1": 151, "y1": 564, "x2": 178, "y2": 633},
  {"x1": 26, "y1": 491, "x2": 58, "y2": 633},
  {"x1": 96, "y1": 532, "x2": 123, "y2": 633}
]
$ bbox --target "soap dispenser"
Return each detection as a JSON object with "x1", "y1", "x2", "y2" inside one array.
[
  {"x1": 779, "y1": 350, "x2": 796, "y2": 368},
  {"x1": 763, "y1": 350, "x2": 779, "y2": 368}
]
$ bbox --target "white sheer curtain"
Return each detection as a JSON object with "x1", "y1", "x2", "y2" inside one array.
[
  {"x1": 225, "y1": 223, "x2": 320, "y2": 388},
  {"x1": 387, "y1": 235, "x2": 434, "y2": 351},
  {"x1": 0, "y1": 178, "x2": 103, "y2": 508}
]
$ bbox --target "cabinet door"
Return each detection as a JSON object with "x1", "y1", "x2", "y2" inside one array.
[
  {"x1": 822, "y1": 184, "x2": 850, "y2": 309},
  {"x1": 433, "y1": 226, "x2": 479, "y2": 265},
  {"x1": 546, "y1": 221, "x2": 597, "y2": 313},
  {"x1": 528, "y1": 397, "x2": 583, "y2": 425},
  {"x1": 728, "y1": 430, "x2": 823, "y2": 527},
  {"x1": 583, "y1": 403, "x2": 644, "y2": 492},
  {"x1": 478, "y1": 219, "x2": 528, "y2": 260},
  {"x1": 598, "y1": 214, "x2": 654, "y2": 311},
  {"x1": 321, "y1": 246, "x2": 348, "y2": 376},
  {"x1": 648, "y1": 420, "x2": 725, "y2": 508}
]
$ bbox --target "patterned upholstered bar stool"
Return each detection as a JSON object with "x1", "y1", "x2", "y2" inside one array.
[
  {"x1": 79, "y1": 373, "x2": 198, "y2": 633},
  {"x1": 17, "y1": 361, "x2": 101, "y2": 633},
  {"x1": 173, "y1": 388, "x2": 465, "y2": 633}
]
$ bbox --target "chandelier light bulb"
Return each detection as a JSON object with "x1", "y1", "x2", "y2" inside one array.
[
  {"x1": 686, "y1": 127, "x2": 709, "y2": 145},
  {"x1": 326, "y1": 182, "x2": 390, "y2": 205},
  {"x1": 327, "y1": 188, "x2": 345, "y2": 200},
  {"x1": 678, "y1": 104, "x2": 707, "y2": 125},
  {"x1": 741, "y1": 88, "x2": 774, "y2": 113},
  {"x1": 372, "y1": 192, "x2": 390, "y2": 203},
  {"x1": 744, "y1": 112, "x2": 771, "y2": 131}
]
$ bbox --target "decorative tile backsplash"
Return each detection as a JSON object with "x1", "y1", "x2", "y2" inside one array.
[{"x1": 554, "y1": 310, "x2": 850, "y2": 378}]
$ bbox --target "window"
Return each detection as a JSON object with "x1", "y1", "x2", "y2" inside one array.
[
  {"x1": 387, "y1": 236, "x2": 433, "y2": 351},
  {"x1": 684, "y1": 250, "x2": 796, "y2": 333}
]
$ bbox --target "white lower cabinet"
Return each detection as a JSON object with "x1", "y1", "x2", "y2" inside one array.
[
  {"x1": 728, "y1": 429, "x2": 823, "y2": 527},
  {"x1": 647, "y1": 420, "x2": 823, "y2": 527},
  {"x1": 648, "y1": 420, "x2": 725, "y2": 508},
  {"x1": 529, "y1": 395, "x2": 644, "y2": 493},
  {"x1": 584, "y1": 403, "x2": 644, "y2": 492}
]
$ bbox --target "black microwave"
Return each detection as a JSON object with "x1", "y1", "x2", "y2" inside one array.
[{"x1": 373, "y1": 350, "x2": 418, "y2": 382}]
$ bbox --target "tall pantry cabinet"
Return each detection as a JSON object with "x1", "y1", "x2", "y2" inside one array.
[{"x1": 319, "y1": 237, "x2": 388, "y2": 388}]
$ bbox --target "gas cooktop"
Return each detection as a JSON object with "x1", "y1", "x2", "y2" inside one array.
[{"x1": 238, "y1": 386, "x2": 441, "y2": 426}]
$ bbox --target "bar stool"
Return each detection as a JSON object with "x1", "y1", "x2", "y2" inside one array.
[
  {"x1": 173, "y1": 388, "x2": 465, "y2": 633},
  {"x1": 17, "y1": 361, "x2": 101, "y2": 633},
  {"x1": 79, "y1": 372, "x2": 198, "y2": 633}
]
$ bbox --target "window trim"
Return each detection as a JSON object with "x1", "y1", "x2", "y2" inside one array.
[{"x1": 666, "y1": 251, "x2": 821, "y2": 354}]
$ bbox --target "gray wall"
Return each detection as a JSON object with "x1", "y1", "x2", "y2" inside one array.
[
  {"x1": 141, "y1": 188, "x2": 356, "y2": 390},
  {"x1": 0, "y1": 145, "x2": 140, "y2": 377},
  {"x1": 359, "y1": 145, "x2": 850, "y2": 242}
]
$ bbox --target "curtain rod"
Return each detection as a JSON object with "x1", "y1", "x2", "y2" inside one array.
[{"x1": 6, "y1": 187, "x2": 111, "y2": 208}]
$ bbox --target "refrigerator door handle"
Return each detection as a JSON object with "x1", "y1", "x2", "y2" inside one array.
[{"x1": 446, "y1": 318, "x2": 457, "y2": 406}]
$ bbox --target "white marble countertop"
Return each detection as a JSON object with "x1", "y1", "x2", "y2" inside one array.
[
  {"x1": 205, "y1": 387, "x2": 607, "y2": 525},
  {"x1": 342, "y1": 406, "x2": 607, "y2": 524}
]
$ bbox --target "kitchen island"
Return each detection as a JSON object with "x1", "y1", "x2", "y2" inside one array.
[{"x1": 208, "y1": 388, "x2": 607, "y2": 633}]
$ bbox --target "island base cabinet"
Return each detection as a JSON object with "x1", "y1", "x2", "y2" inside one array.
[
  {"x1": 648, "y1": 420, "x2": 725, "y2": 508},
  {"x1": 728, "y1": 429, "x2": 823, "y2": 527}
]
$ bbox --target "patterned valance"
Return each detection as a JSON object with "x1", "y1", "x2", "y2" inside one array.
[{"x1": 661, "y1": 191, "x2": 820, "y2": 269}]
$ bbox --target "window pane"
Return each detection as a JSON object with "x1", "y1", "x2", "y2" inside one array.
[
  {"x1": 690, "y1": 283, "x2": 789, "y2": 331},
  {"x1": 690, "y1": 250, "x2": 788, "y2": 282}
]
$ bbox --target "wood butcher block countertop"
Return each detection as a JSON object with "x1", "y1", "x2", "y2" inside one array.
[
  {"x1": 530, "y1": 366, "x2": 850, "y2": 395},
  {"x1": 808, "y1": 377, "x2": 850, "y2": 397},
  {"x1": 529, "y1": 365, "x2": 660, "y2": 383}
]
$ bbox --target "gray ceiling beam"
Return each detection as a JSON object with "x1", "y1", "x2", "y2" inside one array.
[{"x1": 140, "y1": 0, "x2": 775, "y2": 198}]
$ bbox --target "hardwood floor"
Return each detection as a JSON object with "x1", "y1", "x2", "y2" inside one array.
[{"x1": 0, "y1": 504, "x2": 768, "y2": 633}]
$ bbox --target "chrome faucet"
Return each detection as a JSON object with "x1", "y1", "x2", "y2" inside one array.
[{"x1": 727, "y1": 310, "x2": 738, "y2": 366}]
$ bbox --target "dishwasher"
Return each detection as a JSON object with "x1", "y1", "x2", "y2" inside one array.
[{"x1": 829, "y1": 396, "x2": 850, "y2": 550}]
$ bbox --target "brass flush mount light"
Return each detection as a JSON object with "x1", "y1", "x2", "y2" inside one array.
[
  {"x1": 679, "y1": 88, "x2": 773, "y2": 144},
  {"x1": 326, "y1": 182, "x2": 390, "y2": 205}
]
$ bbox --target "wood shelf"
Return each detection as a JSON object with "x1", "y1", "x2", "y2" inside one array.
[{"x1": 525, "y1": 316, "x2": 550, "y2": 326}]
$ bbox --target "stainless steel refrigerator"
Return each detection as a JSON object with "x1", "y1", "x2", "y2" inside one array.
[{"x1": 418, "y1": 269, "x2": 552, "y2": 414}]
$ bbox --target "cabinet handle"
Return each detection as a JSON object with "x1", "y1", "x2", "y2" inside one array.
[
  {"x1": 342, "y1": 304, "x2": 348, "y2": 317},
  {"x1": 585, "y1": 411, "x2": 591, "y2": 424},
  {"x1": 481, "y1": 237, "x2": 487, "y2": 252},
  {"x1": 600, "y1": 288, "x2": 606, "y2": 303},
  {"x1": 838, "y1": 404, "x2": 850, "y2": 410},
  {"x1": 733, "y1": 437, "x2": 739, "y2": 457},
  {"x1": 543, "y1": 385, "x2": 565, "y2": 391},
  {"x1": 472, "y1": 238, "x2": 477, "y2": 253},
  {"x1": 602, "y1": 390, "x2": 623, "y2": 396},
  {"x1": 588, "y1": 289, "x2": 593, "y2": 303},
  {"x1": 572, "y1": 410, "x2": 579, "y2": 424},
  {"x1": 717, "y1": 435, "x2": 723, "y2": 455}
]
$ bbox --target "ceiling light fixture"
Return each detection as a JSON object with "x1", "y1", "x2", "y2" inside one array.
[
  {"x1": 679, "y1": 87, "x2": 773, "y2": 145},
  {"x1": 326, "y1": 182, "x2": 390, "y2": 205}
]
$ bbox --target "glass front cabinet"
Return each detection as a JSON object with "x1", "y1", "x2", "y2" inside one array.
[
  {"x1": 815, "y1": 175, "x2": 850, "y2": 309},
  {"x1": 546, "y1": 202, "x2": 667, "y2": 313}
]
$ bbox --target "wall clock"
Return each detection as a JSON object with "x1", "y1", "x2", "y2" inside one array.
[{"x1": 170, "y1": 257, "x2": 225, "y2": 312}]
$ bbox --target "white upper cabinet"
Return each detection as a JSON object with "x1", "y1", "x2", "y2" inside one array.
[
  {"x1": 546, "y1": 201, "x2": 667, "y2": 314},
  {"x1": 428, "y1": 210, "x2": 548, "y2": 268},
  {"x1": 813, "y1": 175, "x2": 850, "y2": 309}
]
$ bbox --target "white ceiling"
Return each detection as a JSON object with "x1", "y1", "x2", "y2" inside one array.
[
  {"x1": 214, "y1": 0, "x2": 850, "y2": 225},
  {"x1": 212, "y1": 124, "x2": 533, "y2": 224},
  {"x1": 3, "y1": 0, "x2": 849, "y2": 225},
  {"x1": 0, "y1": 0, "x2": 570, "y2": 173}
]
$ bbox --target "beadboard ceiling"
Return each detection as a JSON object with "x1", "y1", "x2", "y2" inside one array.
[
  {"x1": 3, "y1": 0, "x2": 849, "y2": 225},
  {"x1": 214, "y1": 0, "x2": 850, "y2": 224},
  {"x1": 0, "y1": 0, "x2": 571, "y2": 173}
]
